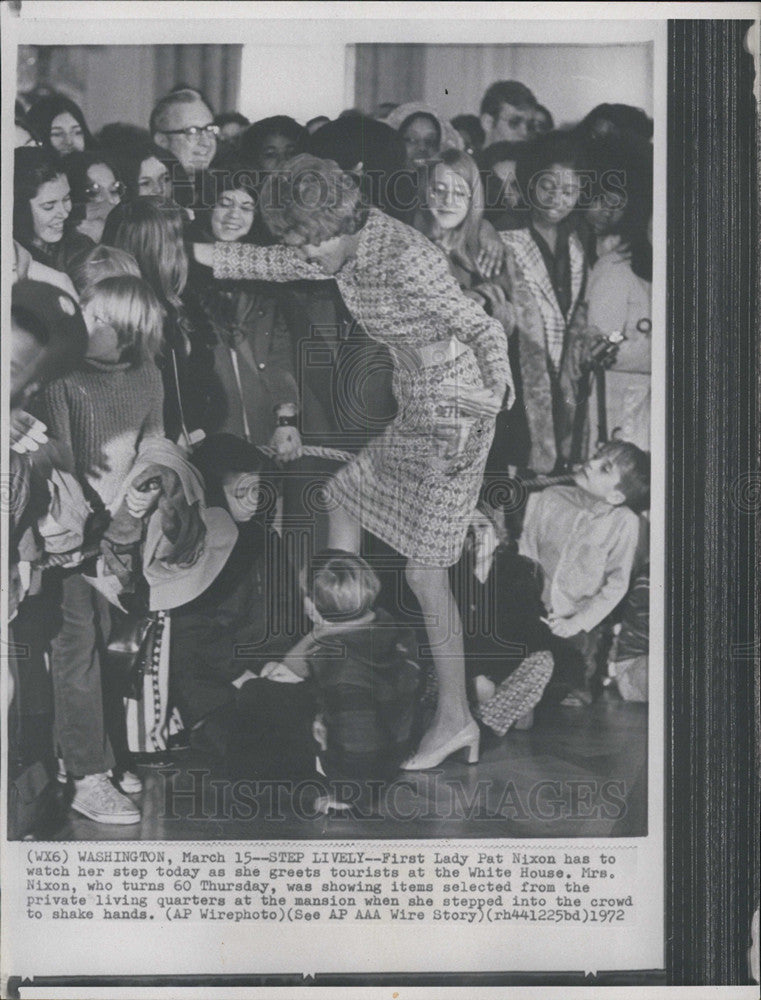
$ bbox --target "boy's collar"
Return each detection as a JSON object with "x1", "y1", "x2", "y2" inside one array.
[{"x1": 312, "y1": 611, "x2": 376, "y2": 637}]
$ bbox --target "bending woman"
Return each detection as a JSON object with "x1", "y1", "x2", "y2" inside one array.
[{"x1": 195, "y1": 154, "x2": 513, "y2": 770}]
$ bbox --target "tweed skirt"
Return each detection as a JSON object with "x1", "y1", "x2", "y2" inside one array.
[{"x1": 329, "y1": 348, "x2": 495, "y2": 567}]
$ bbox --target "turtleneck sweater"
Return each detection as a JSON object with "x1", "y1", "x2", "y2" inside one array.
[{"x1": 42, "y1": 358, "x2": 164, "y2": 512}]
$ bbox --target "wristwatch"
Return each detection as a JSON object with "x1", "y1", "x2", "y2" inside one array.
[{"x1": 276, "y1": 413, "x2": 298, "y2": 428}]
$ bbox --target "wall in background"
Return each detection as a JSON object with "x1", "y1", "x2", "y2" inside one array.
[
  {"x1": 355, "y1": 43, "x2": 653, "y2": 127},
  {"x1": 238, "y1": 43, "x2": 352, "y2": 124},
  {"x1": 17, "y1": 40, "x2": 651, "y2": 135},
  {"x1": 17, "y1": 45, "x2": 241, "y2": 134}
]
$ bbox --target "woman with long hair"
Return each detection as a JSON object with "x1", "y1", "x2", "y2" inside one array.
[
  {"x1": 184, "y1": 162, "x2": 300, "y2": 456},
  {"x1": 194, "y1": 154, "x2": 513, "y2": 770},
  {"x1": 414, "y1": 148, "x2": 520, "y2": 489},
  {"x1": 63, "y1": 150, "x2": 126, "y2": 244},
  {"x1": 110, "y1": 140, "x2": 173, "y2": 201},
  {"x1": 101, "y1": 196, "x2": 208, "y2": 444},
  {"x1": 26, "y1": 94, "x2": 94, "y2": 159},
  {"x1": 13, "y1": 147, "x2": 92, "y2": 273}
]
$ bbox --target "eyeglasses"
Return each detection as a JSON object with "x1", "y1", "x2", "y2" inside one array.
[
  {"x1": 159, "y1": 124, "x2": 220, "y2": 139},
  {"x1": 85, "y1": 180, "x2": 126, "y2": 200},
  {"x1": 429, "y1": 181, "x2": 470, "y2": 203}
]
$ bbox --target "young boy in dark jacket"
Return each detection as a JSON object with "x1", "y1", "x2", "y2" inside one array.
[{"x1": 262, "y1": 551, "x2": 420, "y2": 812}]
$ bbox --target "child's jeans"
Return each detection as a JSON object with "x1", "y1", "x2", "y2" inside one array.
[
  {"x1": 49, "y1": 569, "x2": 115, "y2": 776},
  {"x1": 548, "y1": 625, "x2": 608, "y2": 697}
]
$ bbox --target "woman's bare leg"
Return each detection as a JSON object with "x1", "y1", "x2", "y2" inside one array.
[
  {"x1": 327, "y1": 502, "x2": 362, "y2": 553},
  {"x1": 405, "y1": 560, "x2": 475, "y2": 757}
]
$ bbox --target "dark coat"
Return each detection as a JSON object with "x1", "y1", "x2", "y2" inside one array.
[{"x1": 184, "y1": 264, "x2": 298, "y2": 444}]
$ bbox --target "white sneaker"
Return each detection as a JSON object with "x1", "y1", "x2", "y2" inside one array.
[
  {"x1": 71, "y1": 773, "x2": 141, "y2": 825},
  {"x1": 110, "y1": 769, "x2": 143, "y2": 794}
]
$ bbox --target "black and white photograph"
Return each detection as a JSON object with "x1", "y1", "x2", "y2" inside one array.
[{"x1": 1, "y1": 1, "x2": 757, "y2": 994}]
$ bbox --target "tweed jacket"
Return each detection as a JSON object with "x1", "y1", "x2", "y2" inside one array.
[
  {"x1": 500, "y1": 228, "x2": 588, "y2": 472},
  {"x1": 212, "y1": 208, "x2": 513, "y2": 405}
]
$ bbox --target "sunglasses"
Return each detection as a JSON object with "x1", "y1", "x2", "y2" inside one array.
[{"x1": 85, "y1": 180, "x2": 126, "y2": 200}]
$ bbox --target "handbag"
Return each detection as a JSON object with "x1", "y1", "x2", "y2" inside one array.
[{"x1": 105, "y1": 608, "x2": 161, "y2": 701}]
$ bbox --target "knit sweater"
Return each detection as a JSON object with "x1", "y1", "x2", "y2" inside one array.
[{"x1": 42, "y1": 359, "x2": 164, "y2": 512}]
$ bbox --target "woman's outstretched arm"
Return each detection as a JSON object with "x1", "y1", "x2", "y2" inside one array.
[{"x1": 193, "y1": 241, "x2": 329, "y2": 283}]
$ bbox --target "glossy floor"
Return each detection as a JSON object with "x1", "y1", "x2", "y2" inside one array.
[{"x1": 51, "y1": 693, "x2": 647, "y2": 841}]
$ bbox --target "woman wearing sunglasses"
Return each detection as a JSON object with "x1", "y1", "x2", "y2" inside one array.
[{"x1": 63, "y1": 151, "x2": 126, "y2": 244}]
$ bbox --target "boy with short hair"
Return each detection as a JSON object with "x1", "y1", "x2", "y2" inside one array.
[
  {"x1": 518, "y1": 441, "x2": 649, "y2": 700},
  {"x1": 262, "y1": 551, "x2": 420, "y2": 812}
]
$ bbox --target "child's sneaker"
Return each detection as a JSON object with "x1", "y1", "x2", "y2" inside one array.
[
  {"x1": 110, "y1": 769, "x2": 143, "y2": 794},
  {"x1": 71, "y1": 773, "x2": 141, "y2": 824}
]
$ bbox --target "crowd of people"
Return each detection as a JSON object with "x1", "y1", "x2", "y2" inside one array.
[{"x1": 8, "y1": 75, "x2": 652, "y2": 831}]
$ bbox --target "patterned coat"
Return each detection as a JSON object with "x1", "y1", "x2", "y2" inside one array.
[
  {"x1": 500, "y1": 228, "x2": 588, "y2": 473},
  {"x1": 213, "y1": 208, "x2": 513, "y2": 566}
]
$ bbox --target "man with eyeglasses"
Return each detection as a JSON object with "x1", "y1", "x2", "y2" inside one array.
[
  {"x1": 150, "y1": 88, "x2": 219, "y2": 209},
  {"x1": 480, "y1": 80, "x2": 539, "y2": 147}
]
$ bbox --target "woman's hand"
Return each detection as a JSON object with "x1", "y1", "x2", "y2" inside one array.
[
  {"x1": 580, "y1": 326, "x2": 621, "y2": 371},
  {"x1": 193, "y1": 243, "x2": 214, "y2": 268},
  {"x1": 476, "y1": 222, "x2": 507, "y2": 279},
  {"x1": 14, "y1": 240, "x2": 31, "y2": 281},
  {"x1": 10, "y1": 411, "x2": 48, "y2": 454},
  {"x1": 440, "y1": 383, "x2": 504, "y2": 419},
  {"x1": 546, "y1": 612, "x2": 583, "y2": 638},
  {"x1": 125, "y1": 482, "x2": 162, "y2": 519},
  {"x1": 269, "y1": 425, "x2": 302, "y2": 463}
]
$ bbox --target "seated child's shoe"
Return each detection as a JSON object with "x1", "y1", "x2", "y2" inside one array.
[
  {"x1": 71, "y1": 773, "x2": 141, "y2": 825},
  {"x1": 314, "y1": 794, "x2": 353, "y2": 816},
  {"x1": 561, "y1": 687, "x2": 594, "y2": 708}
]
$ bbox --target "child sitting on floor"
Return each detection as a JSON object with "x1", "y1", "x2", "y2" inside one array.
[
  {"x1": 518, "y1": 440, "x2": 650, "y2": 704},
  {"x1": 458, "y1": 521, "x2": 555, "y2": 734},
  {"x1": 261, "y1": 551, "x2": 421, "y2": 813}
]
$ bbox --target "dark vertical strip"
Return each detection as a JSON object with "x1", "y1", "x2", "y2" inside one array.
[{"x1": 667, "y1": 19, "x2": 759, "y2": 985}]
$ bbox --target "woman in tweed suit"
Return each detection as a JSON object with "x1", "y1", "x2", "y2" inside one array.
[{"x1": 195, "y1": 154, "x2": 514, "y2": 770}]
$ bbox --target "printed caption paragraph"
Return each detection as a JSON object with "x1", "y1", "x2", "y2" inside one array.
[{"x1": 23, "y1": 845, "x2": 638, "y2": 926}]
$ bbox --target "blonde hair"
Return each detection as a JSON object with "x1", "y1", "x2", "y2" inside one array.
[
  {"x1": 81, "y1": 274, "x2": 164, "y2": 366},
  {"x1": 68, "y1": 244, "x2": 140, "y2": 297},
  {"x1": 308, "y1": 551, "x2": 381, "y2": 622},
  {"x1": 101, "y1": 196, "x2": 188, "y2": 312},
  {"x1": 416, "y1": 149, "x2": 484, "y2": 274}
]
